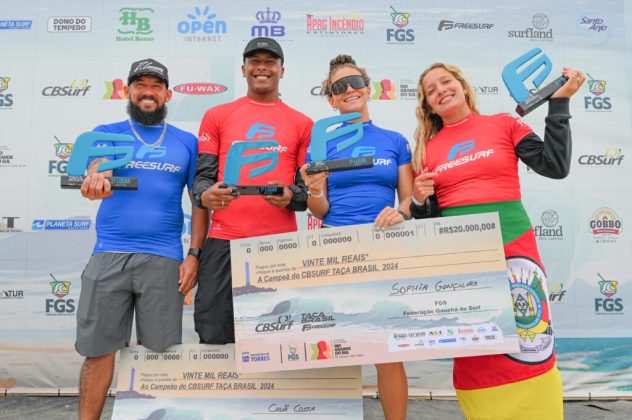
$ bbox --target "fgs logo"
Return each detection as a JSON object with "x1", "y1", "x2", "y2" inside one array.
[
  {"x1": 595, "y1": 273, "x2": 623, "y2": 313},
  {"x1": 386, "y1": 6, "x2": 414, "y2": 44},
  {"x1": 0, "y1": 76, "x2": 14, "y2": 108},
  {"x1": 584, "y1": 73, "x2": 611, "y2": 111},
  {"x1": 49, "y1": 136, "x2": 74, "y2": 175},
  {"x1": 46, "y1": 273, "x2": 76, "y2": 315}
]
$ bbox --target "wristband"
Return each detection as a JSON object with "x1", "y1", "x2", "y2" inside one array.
[
  {"x1": 397, "y1": 210, "x2": 410, "y2": 220},
  {"x1": 308, "y1": 189, "x2": 324, "y2": 198}
]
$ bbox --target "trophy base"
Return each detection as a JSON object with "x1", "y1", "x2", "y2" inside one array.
[
  {"x1": 220, "y1": 184, "x2": 285, "y2": 196},
  {"x1": 60, "y1": 176, "x2": 138, "y2": 190},
  {"x1": 306, "y1": 156, "x2": 374, "y2": 175}
]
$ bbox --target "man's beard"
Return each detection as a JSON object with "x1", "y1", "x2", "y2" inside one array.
[{"x1": 127, "y1": 98, "x2": 167, "y2": 126}]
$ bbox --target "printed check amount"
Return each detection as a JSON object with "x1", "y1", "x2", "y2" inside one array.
[{"x1": 231, "y1": 213, "x2": 520, "y2": 373}]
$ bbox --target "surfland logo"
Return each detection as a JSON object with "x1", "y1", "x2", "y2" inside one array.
[
  {"x1": 535, "y1": 209, "x2": 564, "y2": 240},
  {"x1": 507, "y1": 13, "x2": 553, "y2": 41}
]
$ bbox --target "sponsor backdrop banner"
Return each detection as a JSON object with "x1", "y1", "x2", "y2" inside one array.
[{"x1": 1, "y1": 0, "x2": 631, "y2": 397}]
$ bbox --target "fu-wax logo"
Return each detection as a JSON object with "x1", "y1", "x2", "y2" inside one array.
[
  {"x1": 117, "y1": 7, "x2": 154, "y2": 42},
  {"x1": 502, "y1": 48, "x2": 553, "y2": 103}
]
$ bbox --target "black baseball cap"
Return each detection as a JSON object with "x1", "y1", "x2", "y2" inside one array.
[
  {"x1": 243, "y1": 37, "x2": 284, "y2": 63},
  {"x1": 128, "y1": 58, "x2": 169, "y2": 87}
]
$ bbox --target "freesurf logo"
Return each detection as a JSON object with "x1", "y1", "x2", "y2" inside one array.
[
  {"x1": 438, "y1": 20, "x2": 494, "y2": 31},
  {"x1": 502, "y1": 48, "x2": 553, "y2": 103},
  {"x1": 436, "y1": 140, "x2": 494, "y2": 173},
  {"x1": 595, "y1": 273, "x2": 623, "y2": 313}
]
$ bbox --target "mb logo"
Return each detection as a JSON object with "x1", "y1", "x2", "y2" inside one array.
[{"x1": 502, "y1": 48, "x2": 553, "y2": 103}]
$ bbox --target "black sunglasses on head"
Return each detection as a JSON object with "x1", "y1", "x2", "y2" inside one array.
[{"x1": 330, "y1": 75, "x2": 367, "y2": 95}]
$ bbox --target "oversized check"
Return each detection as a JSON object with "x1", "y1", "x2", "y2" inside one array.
[
  {"x1": 111, "y1": 344, "x2": 363, "y2": 420},
  {"x1": 231, "y1": 213, "x2": 519, "y2": 373}
]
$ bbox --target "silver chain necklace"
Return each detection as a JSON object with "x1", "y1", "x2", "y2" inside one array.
[{"x1": 128, "y1": 118, "x2": 167, "y2": 149}]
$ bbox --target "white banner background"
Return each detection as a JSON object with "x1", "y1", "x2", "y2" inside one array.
[{"x1": 1, "y1": 0, "x2": 631, "y2": 397}]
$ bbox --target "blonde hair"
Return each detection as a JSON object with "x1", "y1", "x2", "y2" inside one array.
[
  {"x1": 412, "y1": 63, "x2": 479, "y2": 172},
  {"x1": 322, "y1": 54, "x2": 370, "y2": 96}
]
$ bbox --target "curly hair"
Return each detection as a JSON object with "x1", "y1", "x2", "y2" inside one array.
[{"x1": 321, "y1": 54, "x2": 371, "y2": 96}]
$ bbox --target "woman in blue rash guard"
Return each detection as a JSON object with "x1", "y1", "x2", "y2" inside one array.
[{"x1": 300, "y1": 54, "x2": 414, "y2": 420}]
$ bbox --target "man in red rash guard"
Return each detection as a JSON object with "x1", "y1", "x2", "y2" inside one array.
[{"x1": 192, "y1": 37, "x2": 313, "y2": 344}]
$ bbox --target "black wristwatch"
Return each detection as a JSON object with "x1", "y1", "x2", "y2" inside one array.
[{"x1": 188, "y1": 248, "x2": 202, "y2": 259}]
